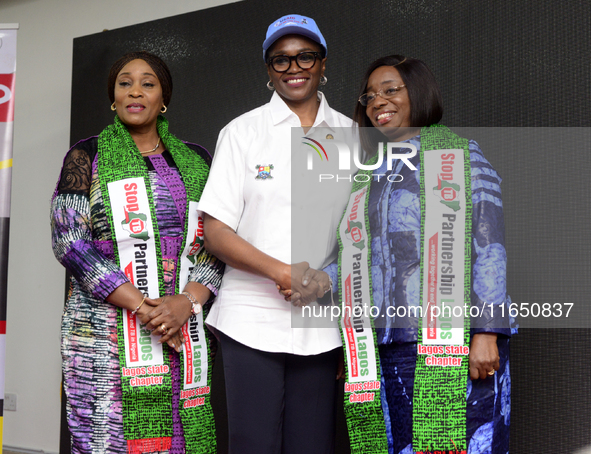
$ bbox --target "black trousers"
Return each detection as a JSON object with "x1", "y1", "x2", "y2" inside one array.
[{"x1": 219, "y1": 331, "x2": 340, "y2": 454}]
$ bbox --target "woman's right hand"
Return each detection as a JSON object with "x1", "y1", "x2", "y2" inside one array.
[
  {"x1": 106, "y1": 284, "x2": 185, "y2": 352},
  {"x1": 283, "y1": 264, "x2": 330, "y2": 307},
  {"x1": 135, "y1": 297, "x2": 183, "y2": 352},
  {"x1": 140, "y1": 295, "x2": 193, "y2": 353},
  {"x1": 203, "y1": 214, "x2": 326, "y2": 306},
  {"x1": 135, "y1": 297, "x2": 160, "y2": 325}
]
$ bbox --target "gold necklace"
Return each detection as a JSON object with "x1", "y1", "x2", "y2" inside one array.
[{"x1": 139, "y1": 137, "x2": 161, "y2": 155}]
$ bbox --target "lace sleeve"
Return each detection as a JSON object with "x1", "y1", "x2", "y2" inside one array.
[{"x1": 57, "y1": 143, "x2": 95, "y2": 194}]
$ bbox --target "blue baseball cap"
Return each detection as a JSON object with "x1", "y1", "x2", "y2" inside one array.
[{"x1": 263, "y1": 14, "x2": 327, "y2": 61}]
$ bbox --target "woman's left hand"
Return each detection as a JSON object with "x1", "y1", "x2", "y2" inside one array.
[
  {"x1": 167, "y1": 330, "x2": 185, "y2": 353},
  {"x1": 469, "y1": 332, "x2": 499, "y2": 379},
  {"x1": 144, "y1": 294, "x2": 193, "y2": 351}
]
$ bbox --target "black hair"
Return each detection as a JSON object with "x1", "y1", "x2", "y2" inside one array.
[
  {"x1": 353, "y1": 55, "x2": 443, "y2": 153},
  {"x1": 107, "y1": 51, "x2": 173, "y2": 106}
]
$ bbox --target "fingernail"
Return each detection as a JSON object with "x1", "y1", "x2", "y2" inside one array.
[
  {"x1": 171, "y1": 343, "x2": 175, "y2": 348},
  {"x1": 303, "y1": 279, "x2": 309, "y2": 285}
]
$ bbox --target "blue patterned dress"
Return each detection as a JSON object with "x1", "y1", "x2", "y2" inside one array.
[
  {"x1": 327, "y1": 134, "x2": 515, "y2": 454},
  {"x1": 51, "y1": 137, "x2": 224, "y2": 454}
]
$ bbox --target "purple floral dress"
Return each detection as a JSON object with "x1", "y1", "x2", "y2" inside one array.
[{"x1": 51, "y1": 137, "x2": 224, "y2": 454}]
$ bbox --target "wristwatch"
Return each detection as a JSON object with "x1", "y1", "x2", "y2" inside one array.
[{"x1": 181, "y1": 291, "x2": 202, "y2": 316}]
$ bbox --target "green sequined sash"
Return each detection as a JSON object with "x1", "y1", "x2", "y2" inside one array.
[
  {"x1": 337, "y1": 125, "x2": 471, "y2": 454},
  {"x1": 97, "y1": 116, "x2": 215, "y2": 453},
  {"x1": 413, "y1": 125, "x2": 471, "y2": 453}
]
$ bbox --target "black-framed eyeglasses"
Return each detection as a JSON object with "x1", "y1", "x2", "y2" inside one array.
[
  {"x1": 267, "y1": 52, "x2": 321, "y2": 73},
  {"x1": 358, "y1": 84, "x2": 406, "y2": 106}
]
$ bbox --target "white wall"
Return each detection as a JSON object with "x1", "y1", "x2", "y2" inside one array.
[{"x1": 0, "y1": 0, "x2": 239, "y2": 451}]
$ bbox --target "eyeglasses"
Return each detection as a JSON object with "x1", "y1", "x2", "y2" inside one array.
[
  {"x1": 267, "y1": 52, "x2": 321, "y2": 73},
  {"x1": 358, "y1": 84, "x2": 406, "y2": 106}
]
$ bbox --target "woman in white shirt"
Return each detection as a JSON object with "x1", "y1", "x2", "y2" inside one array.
[{"x1": 197, "y1": 14, "x2": 351, "y2": 454}]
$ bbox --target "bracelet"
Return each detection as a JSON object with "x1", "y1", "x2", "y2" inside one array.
[
  {"x1": 181, "y1": 291, "x2": 197, "y2": 304},
  {"x1": 131, "y1": 296, "x2": 147, "y2": 315},
  {"x1": 181, "y1": 291, "x2": 202, "y2": 316}
]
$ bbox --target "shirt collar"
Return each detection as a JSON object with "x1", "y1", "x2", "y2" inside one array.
[{"x1": 269, "y1": 91, "x2": 336, "y2": 132}]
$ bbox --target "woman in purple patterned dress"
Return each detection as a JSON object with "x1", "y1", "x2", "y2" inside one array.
[{"x1": 51, "y1": 51, "x2": 223, "y2": 453}]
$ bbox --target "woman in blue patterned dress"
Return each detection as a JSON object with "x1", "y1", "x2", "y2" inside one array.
[
  {"x1": 293, "y1": 55, "x2": 514, "y2": 453},
  {"x1": 51, "y1": 51, "x2": 222, "y2": 453},
  {"x1": 352, "y1": 54, "x2": 514, "y2": 454}
]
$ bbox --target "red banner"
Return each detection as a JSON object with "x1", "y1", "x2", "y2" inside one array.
[
  {"x1": 0, "y1": 73, "x2": 15, "y2": 122},
  {"x1": 0, "y1": 24, "x2": 18, "y2": 446}
]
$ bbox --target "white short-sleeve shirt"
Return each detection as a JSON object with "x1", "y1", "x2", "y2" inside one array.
[{"x1": 199, "y1": 91, "x2": 355, "y2": 355}]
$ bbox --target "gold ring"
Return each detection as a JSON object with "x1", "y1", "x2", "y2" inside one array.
[
  {"x1": 161, "y1": 324, "x2": 166, "y2": 332},
  {"x1": 487, "y1": 369, "x2": 495, "y2": 375}
]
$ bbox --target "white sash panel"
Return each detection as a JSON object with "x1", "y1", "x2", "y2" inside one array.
[
  {"x1": 181, "y1": 313, "x2": 208, "y2": 390},
  {"x1": 108, "y1": 177, "x2": 163, "y2": 367},
  {"x1": 179, "y1": 201, "x2": 209, "y2": 390},
  {"x1": 179, "y1": 201, "x2": 204, "y2": 290},
  {"x1": 339, "y1": 186, "x2": 378, "y2": 384},
  {"x1": 421, "y1": 149, "x2": 467, "y2": 345}
]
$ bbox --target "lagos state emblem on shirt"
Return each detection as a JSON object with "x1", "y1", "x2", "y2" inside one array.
[{"x1": 255, "y1": 164, "x2": 274, "y2": 180}]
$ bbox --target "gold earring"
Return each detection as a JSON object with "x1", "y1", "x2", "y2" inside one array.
[
  {"x1": 160, "y1": 105, "x2": 167, "y2": 113},
  {"x1": 111, "y1": 102, "x2": 116, "y2": 111}
]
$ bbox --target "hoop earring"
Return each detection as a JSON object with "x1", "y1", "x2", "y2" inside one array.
[
  {"x1": 320, "y1": 75, "x2": 327, "y2": 86},
  {"x1": 267, "y1": 80, "x2": 275, "y2": 91},
  {"x1": 111, "y1": 102, "x2": 116, "y2": 111},
  {"x1": 160, "y1": 105, "x2": 167, "y2": 113}
]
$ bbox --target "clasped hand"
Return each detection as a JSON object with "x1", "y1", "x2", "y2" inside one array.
[
  {"x1": 135, "y1": 294, "x2": 195, "y2": 353},
  {"x1": 469, "y1": 333, "x2": 500, "y2": 380},
  {"x1": 277, "y1": 262, "x2": 331, "y2": 307}
]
